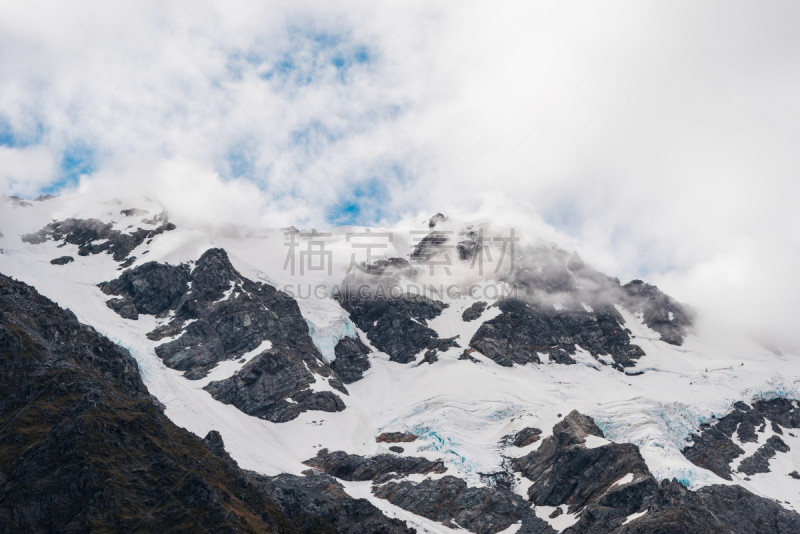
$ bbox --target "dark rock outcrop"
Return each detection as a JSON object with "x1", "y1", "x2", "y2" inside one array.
[
  {"x1": 205, "y1": 350, "x2": 346, "y2": 423},
  {"x1": 120, "y1": 208, "x2": 149, "y2": 217},
  {"x1": 1, "y1": 194, "x2": 32, "y2": 207},
  {"x1": 510, "y1": 410, "x2": 800, "y2": 534},
  {"x1": 203, "y1": 430, "x2": 415, "y2": 534},
  {"x1": 303, "y1": 449, "x2": 446, "y2": 481},
  {"x1": 0, "y1": 273, "x2": 279, "y2": 532},
  {"x1": 683, "y1": 398, "x2": 800, "y2": 479},
  {"x1": 372, "y1": 476, "x2": 552, "y2": 534},
  {"x1": 621, "y1": 280, "x2": 693, "y2": 345},
  {"x1": 463, "y1": 301, "x2": 488, "y2": 322},
  {"x1": 410, "y1": 225, "x2": 488, "y2": 264},
  {"x1": 338, "y1": 226, "x2": 691, "y2": 373},
  {"x1": 330, "y1": 336, "x2": 372, "y2": 383},
  {"x1": 377, "y1": 432, "x2": 418, "y2": 443},
  {"x1": 0, "y1": 271, "x2": 417, "y2": 534},
  {"x1": 410, "y1": 231, "x2": 451, "y2": 263},
  {"x1": 298, "y1": 409, "x2": 800, "y2": 534},
  {"x1": 609, "y1": 479, "x2": 800, "y2": 534},
  {"x1": 98, "y1": 261, "x2": 192, "y2": 319},
  {"x1": 681, "y1": 425, "x2": 744, "y2": 480},
  {"x1": 422, "y1": 336, "x2": 460, "y2": 364},
  {"x1": 50, "y1": 255, "x2": 74, "y2": 265},
  {"x1": 738, "y1": 435, "x2": 790, "y2": 476},
  {"x1": 513, "y1": 427, "x2": 542, "y2": 447},
  {"x1": 469, "y1": 299, "x2": 644, "y2": 369},
  {"x1": 100, "y1": 248, "x2": 347, "y2": 422},
  {"x1": 22, "y1": 214, "x2": 175, "y2": 262},
  {"x1": 513, "y1": 411, "x2": 655, "y2": 513},
  {"x1": 505, "y1": 245, "x2": 693, "y2": 347},
  {"x1": 336, "y1": 291, "x2": 457, "y2": 364},
  {"x1": 455, "y1": 226, "x2": 488, "y2": 262},
  {"x1": 428, "y1": 213, "x2": 447, "y2": 228},
  {"x1": 254, "y1": 470, "x2": 416, "y2": 534}
]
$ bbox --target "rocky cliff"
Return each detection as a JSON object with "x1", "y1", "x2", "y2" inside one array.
[{"x1": 0, "y1": 273, "x2": 412, "y2": 533}]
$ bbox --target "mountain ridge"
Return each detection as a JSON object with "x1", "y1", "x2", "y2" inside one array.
[{"x1": 2, "y1": 193, "x2": 800, "y2": 533}]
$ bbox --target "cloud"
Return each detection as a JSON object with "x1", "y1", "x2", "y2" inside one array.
[{"x1": 1, "y1": 0, "x2": 799, "y2": 352}]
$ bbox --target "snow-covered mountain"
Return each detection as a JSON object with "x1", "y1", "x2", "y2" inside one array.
[{"x1": 2, "y1": 191, "x2": 800, "y2": 533}]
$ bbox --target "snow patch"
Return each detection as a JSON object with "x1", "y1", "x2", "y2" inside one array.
[
  {"x1": 584, "y1": 434, "x2": 611, "y2": 449},
  {"x1": 535, "y1": 506, "x2": 578, "y2": 532},
  {"x1": 623, "y1": 509, "x2": 647, "y2": 525},
  {"x1": 611, "y1": 472, "x2": 634, "y2": 487}
]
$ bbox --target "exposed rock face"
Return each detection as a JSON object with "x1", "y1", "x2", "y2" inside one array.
[
  {"x1": 1, "y1": 194, "x2": 32, "y2": 207},
  {"x1": 513, "y1": 427, "x2": 542, "y2": 447},
  {"x1": 120, "y1": 208, "x2": 149, "y2": 217},
  {"x1": 100, "y1": 247, "x2": 347, "y2": 422},
  {"x1": 22, "y1": 214, "x2": 175, "y2": 262},
  {"x1": 202, "y1": 430, "x2": 415, "y2": 534},
  {"x1": 50, "y1": 255, "x2": 74, "y2": 265},
  {"x1": 409, "y1": 222, "x2": 487, "y2": 263},
  {"x1": 738, "y1": 435, "x2": 790, "y2": 476},
  {"x1": 296, "y1": 409, "x2": 800, "y2": 534},
  {"x1": 469, "y1": 299, "x2": 644, "y2": 369},
  {"x1": 0, "y1": 272, "x2": 418, "y2": 534},
  {"x1": 339, "y1": 227, "x2": 691, "y2": 372},
  {"x1": 303, "y1": 449, "x2": 446, "y2": 481},
  {"x1": 98, "y1": 261, "x2": 191, "y2": 320},
  {"x1": 330, "y1": 336, "x2": 372, "y2": 383},
  {"x1": 372, "y1": 476, "x2": 551, "y2": 534},
  {"x1": 428, "y1": 212, "x2": 447, "y2": 228},
  {"x1": 410, "y1": 231, "x2": 451, "y2": 262},
  {"x1": 422, "y1": 336, "x2": 460, "y2": 364},
  {"x1": 683, "y1": 399, "x2": 800, "y2": 479},
  {"x1": 513, "y1": 411, "x2": 656, "y2": 513},
  {"x1": 609, "y1": 480, "x2": 800, "y2": 534},
  {"x1": 505, "y1": 245, "x2": 692, "y2": 347},
  {"x1": 463, "y1": 301, "x2": 488, "y2": 322},
  {"x1": 455, "y1": 226, "x2": 488, "y2": 261},
  {"x1": 377, "y1": 432, "x2": 418, "y2": 443},
  {"x1": 0, "y1": 272, "x2": 285, "y2": 532},
  {"x1": 681, "y1": 425, "x2": 744, "y2": 480},
  {"x1": 254, "y1": 471, "x2": 416, "y2": 534},
  {"x1": 621, "y1": 280, "x2": 693, "y2": 345},
  {"x1": 205, "y1": 351, "x2": 346, "y2": 423},
  {"x1": 510, "y1": 410, "x2": 800, "y2": 534},
  {"x1": 299, "y1": 449, "x2": 559, "y2": 534},
  {"x1": 336, "y1": 291, "x2": 458, "y2": 364}
]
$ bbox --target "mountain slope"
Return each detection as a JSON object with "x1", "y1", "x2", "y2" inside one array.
[
  {"x1": 0, "y1": 272, "x2": 411, "y2": 533},
  {"x1": 3, "y1": 193, "x2": 800, "y2": 533}
]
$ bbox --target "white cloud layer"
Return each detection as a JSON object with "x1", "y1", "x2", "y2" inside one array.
[{"x1": 1, "y1": 0, "x2": 799, "y2": 351}]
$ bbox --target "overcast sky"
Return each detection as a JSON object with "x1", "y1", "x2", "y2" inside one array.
[{"x1": 1, "y1": 0, "x2": 799, "y2": 351}]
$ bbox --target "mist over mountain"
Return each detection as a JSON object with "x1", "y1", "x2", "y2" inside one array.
[{"x1": 2, "y1": 1, "x2": 800, "y2": 531}]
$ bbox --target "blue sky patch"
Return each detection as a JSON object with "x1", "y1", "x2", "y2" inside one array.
[
  {"x1": 258, "y1": 27, "x2": 375, "y2": 88},
  {"x1": 542, "y1": 199, "x2": 584, "y2": 236},
  {"x1": 326, "y1": 175, "x2": 392, "y2": 226},
  {"x1": 39, "y1": 143, "x2": 95, "y2": 195},
  {"x1": 0, "y1": 116, "x2": 41, "y2": 148},
  {"x1": 227, "y1": 145, "x2": 253, "y2": 178}
]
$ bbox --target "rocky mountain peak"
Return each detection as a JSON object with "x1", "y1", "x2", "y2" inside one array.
[{"x1": 190, "y1": 247, "x2": 242, "y2": 296}]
